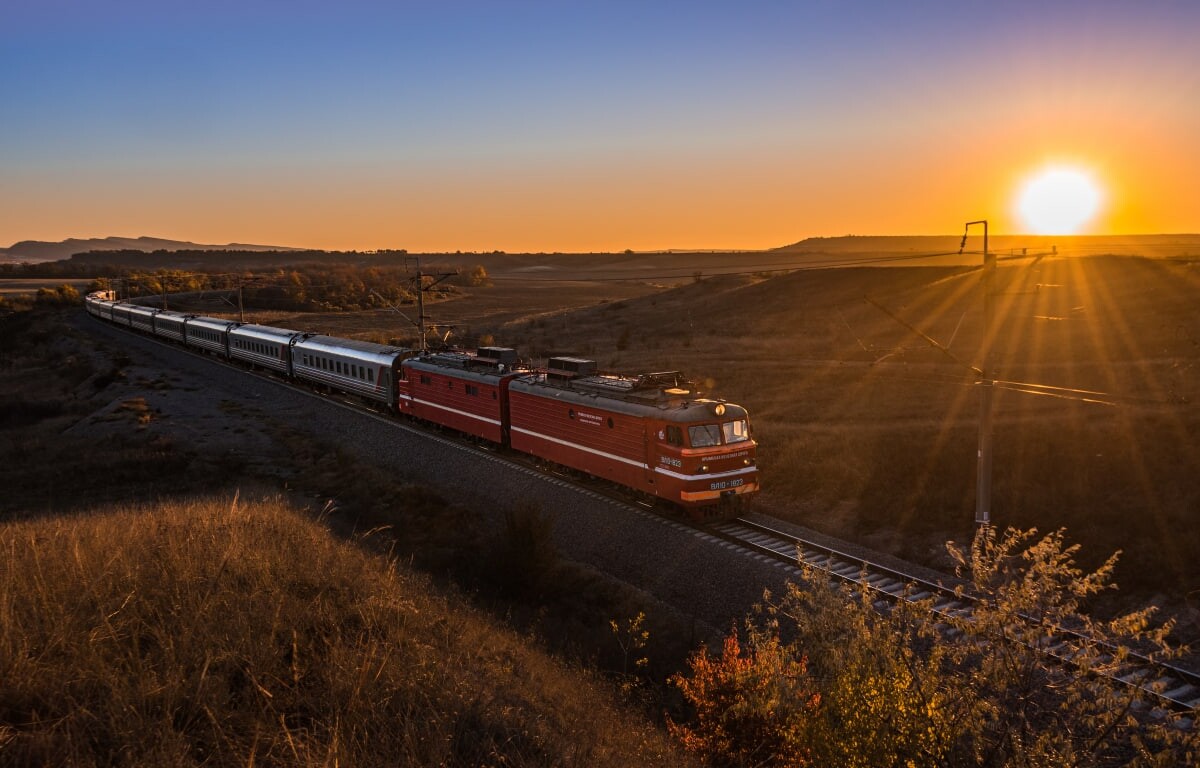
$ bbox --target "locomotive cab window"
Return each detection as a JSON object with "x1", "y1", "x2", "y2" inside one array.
[
  {"x1": 665, "y1": 426, "x2": 683, "y2": 446},
  {"x1": 688, "y1": 424, "x2": 722, "y2": 447},
  {"x1": 722, "y1": 419, "x2": 750, "y2": 444}
]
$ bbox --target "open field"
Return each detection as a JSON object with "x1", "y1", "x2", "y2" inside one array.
[
  {"x1": 176, "y1": 276, "x2": 665, "y2": 346},
  {"x1": 0, "y1": 278, "x2": 94, "y2": 296}
]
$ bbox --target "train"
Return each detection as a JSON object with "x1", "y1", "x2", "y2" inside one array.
[{"x1": 84, "y1": 289, "x2": 760, "y2": 518}]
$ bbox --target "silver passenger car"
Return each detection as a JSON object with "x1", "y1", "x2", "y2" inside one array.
[
  {"x1": 110, "y1": 302, "x2": 136, "y2": 327},
  {"x1": 292, "y1": 334, "x2": 412, "y2": 408},
  {"x1": 152, "y1": 309, "x2": 191, "y2": 342},
  {"x1": 128, "y1": 305, "x2": 158, "y2": 333},
  {"x1": 183, "y1": 316, "x2": 238, "y2": 357},
  {"x1": 229, "y1": 324, "x2": 302, "y2": 375}
]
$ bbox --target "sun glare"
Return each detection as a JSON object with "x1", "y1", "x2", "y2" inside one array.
[{"x1": 1016, "y1": 167, "x2": 1103, "y2": 234}]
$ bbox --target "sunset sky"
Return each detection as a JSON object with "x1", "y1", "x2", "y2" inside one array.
[{"x1": 3, "y1": 1, "x2": 1198, "y2": 252}]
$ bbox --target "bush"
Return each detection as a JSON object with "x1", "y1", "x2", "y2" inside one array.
[
  {"x1": 670, "y1": 527, "x2": 1199, "y2": 766},
  {"x1": 669, "y1": 629, "x2": 819, "y2": 767},
  {"x1": 33, "y1": 284, "x2": 81, "y2": 306}
]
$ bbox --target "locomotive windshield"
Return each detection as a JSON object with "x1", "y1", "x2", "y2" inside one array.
[
  {"x1": 688, "y1": 419, "x2": 751, "y2": 447},
  {"x1": 722, "y1": 419, "x2": 750, "y2": 444},
  {"x1": 688, "y1": 424, "x2": 721, "y2": 447}
]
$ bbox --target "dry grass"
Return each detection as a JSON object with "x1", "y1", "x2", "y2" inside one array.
[{"x1": 0, "y1": 495, "x2": 690, "y2": 766}]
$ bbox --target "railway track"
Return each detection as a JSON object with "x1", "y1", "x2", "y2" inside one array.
[{"x1": 708, "y1": 516, "x2": 1200, "y2": 715}]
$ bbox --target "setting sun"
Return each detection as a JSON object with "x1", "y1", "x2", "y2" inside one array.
[{"x1": 1016, "y1": 167, "x2": 1103, "y2": 235}]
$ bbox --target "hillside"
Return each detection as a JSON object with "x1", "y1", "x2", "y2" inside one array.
[
  {"x1": 0, "y1": 236, "x2": 302, "y2": 264},
  {"x1": 0, "y1": 496, "x2": 685, "y2": 765}
]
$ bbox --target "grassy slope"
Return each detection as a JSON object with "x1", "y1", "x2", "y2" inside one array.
[{"x1": 0, "y1": 496, "x2": 684, "y2": 766}]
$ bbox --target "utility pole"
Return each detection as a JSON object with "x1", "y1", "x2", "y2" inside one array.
[
  {"x1": 405, "y1": 257, "x2": 457, "y2": 351},
  {"x1": 415, "y1": 265, "x2": 426, "y2": 351},
  {"x1": 962, "y1": 220, "x2": 994, "y2": 526}
]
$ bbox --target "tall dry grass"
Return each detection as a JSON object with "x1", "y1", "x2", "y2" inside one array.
[{"x1": 0, "y1": 495, "x2": 688, "y2": 766}]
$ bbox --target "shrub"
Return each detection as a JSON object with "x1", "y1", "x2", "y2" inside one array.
[
  {"x1": 34, "y1": 284, "x2": 81, "y2": 306},
  {"x1": 669, "y1": 629, "x2": 819, "y2": 767},
  {"x1": 670, "y1": 527, "x2": 1198, "y2": 766}
]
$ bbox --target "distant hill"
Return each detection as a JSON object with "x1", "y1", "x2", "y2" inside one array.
[
  {"x1": 776, "y1": 234, "x2": 1200, "y2": 259},
  {"x1": 0, "y1": 236, "x2": 302, "y2": 264}
]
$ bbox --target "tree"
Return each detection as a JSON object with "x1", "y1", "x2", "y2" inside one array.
[{"x1": 466, "y1": 265, "x2": 490, "y2": 287}]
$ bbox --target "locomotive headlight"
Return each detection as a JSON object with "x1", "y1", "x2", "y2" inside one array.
[
  {"x1": 743, "y1": 458, "x2": 752, "y2": 466},
  {"x1": 713, "y1": 403, "x2": 726, "y2": 416},
  {"x1": 699, "y1": 464, "x2": 709, "y2": 474}
]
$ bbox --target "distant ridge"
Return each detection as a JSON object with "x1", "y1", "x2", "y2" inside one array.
[
  {"x1": 1, "y1": 236, "x2": 303, "y2": 264},
  {"x1": 775, "y1": 234, "x2": 1200, "y2": 256}
]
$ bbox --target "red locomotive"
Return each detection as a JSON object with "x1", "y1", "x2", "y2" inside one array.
[
  {"x1": 507, "y1": 358, "x2": 758, "y2": 517},
  {"x1": 396, "y1": 348, "x2": 759, "y2": 516}
]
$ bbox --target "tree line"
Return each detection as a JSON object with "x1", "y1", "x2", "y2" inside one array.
[{"x1": 1, "y1": 261, "x2": 491, "y2": 314}]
